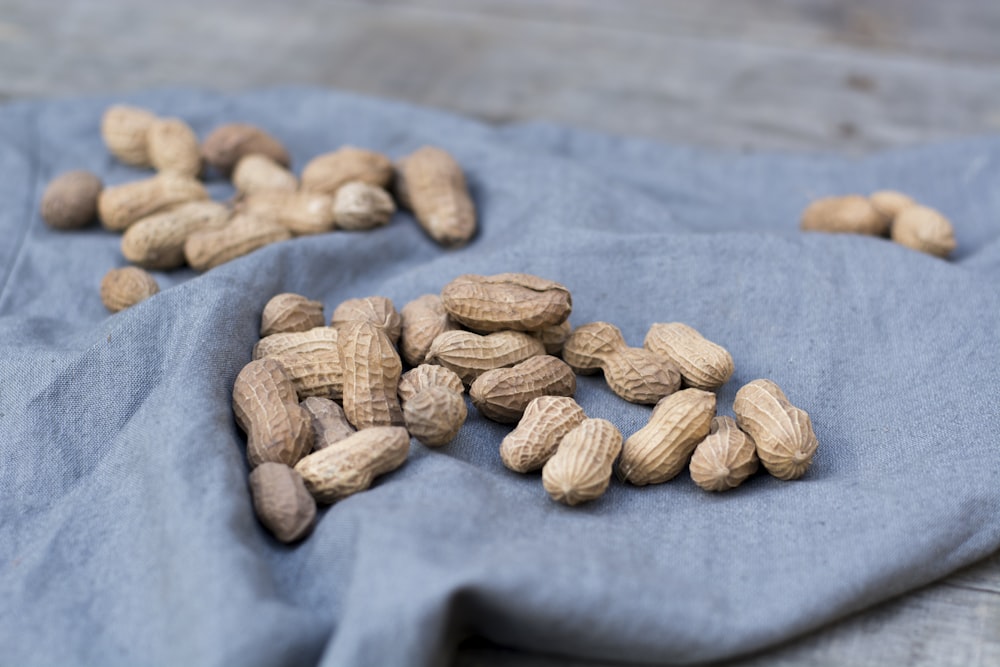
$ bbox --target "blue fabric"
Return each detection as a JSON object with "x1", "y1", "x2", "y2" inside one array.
[{"x1": 1, "y1": 88, "x2": 998, "y2": 666}]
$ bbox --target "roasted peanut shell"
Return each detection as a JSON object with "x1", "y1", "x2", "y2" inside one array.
[
  {"x1": 397, "y1": 364, "x2": 465, "y2": 403},
  {"x1": 40, "y1": 170, "x2": 103, "y2": 230},
  {"x1": 396, "y1": 146, "x2": 476, "y2": 246},
  {"x1": 121, "y1": 201, "x2": 230, "y2": 269},
  {"x1": 294, "y1": 426, "x2": 410, "y2": 503},
  {"x1": 399, "y1": 294, "x2": 459, "y2": 367},
  {"x1": 147, "y1": 117, "x2": 202, "y2": 177},
  {"x1": 101, "y1": 105, "x2": 157, "y2": 167},
  {"x1": 100, "y1": 266, "x2": 160, "y2": 313},
  {"x1": 403, "y1": 387, "x2": 468, "y2": 447},
  {"x1": 542, "y1": 418, "x2": 622, "y2": 506},
  {"x1": 891, "y1": 205, "x2": 956, "y2": 258},
  {"x1": 272, "y1": 350, "x2": 343, "y2": 400},
  {"x1": 202, "y1": 123, "x2": 290, "y2": 175},
  {"x1": 332, "y1": 181, "x2": 396, "y2": 231},
  {"x1": 233, "y1": 358, "x2": 314, "y2": 468},
  {"x1": 689, "y1": 416, "x2": 759, "y2": 492},
  {"x1": 441, "y1": 273, "x2": 572, "y2": 333},
  {"x1": 249, "y1": 462, "x2": 316, "y2": 543},
  {"x1": 301, "y1": 397, "x2": 356, "y2": 451},
  {"x1": 253, "y1": 327, "x2": 339, "y2": 361},
  {"x1": 869, "y1": 190, "x2": 916, "y2": 220},
  {"x1": 500, "y1": 395, "x2": 587, "y2": 473},
  {"x1": 338, "y1": 320, "x2": 405, "y2": 429},
  {"x1": 261, "y1": 293, "x2": 326, "y2": 338},
  {"x1": 301, "y1": 147, "x2": 394, "y2": 195},
  {"x1": 99, "y1": 174, "x2": 209, "y2": 232},
  {"x1": 643, "y1": 322, "x2": 734, "y2": 391},
  {"x1": 427, "y1": 330, "x2": 546, "y2": 385},
  {"x1": 733, "y1": 379, "x2": 818, "y2": 481},
  {"x1": 330, "y1": 296, "x2": 402, "y2": 345},
  {"x1": 239, "y1": 191, "x2": 337, "y2": 236},
  {"x1": 469, "y1": 355, "x2": 576, "y2": 423},
  {"x1": 233, "y1": 154, "x2": 298, "y2": 195},
  {"x1": 800, "y1": 195, "x2": 889, "y2": 236},
  {"x1": 184, "y1": 214, "x2": 291, "y2": 271}
]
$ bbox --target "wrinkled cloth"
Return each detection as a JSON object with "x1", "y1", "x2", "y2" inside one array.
[{"x1": 1, "y1": 88, "x2": 999, "y2": 667}]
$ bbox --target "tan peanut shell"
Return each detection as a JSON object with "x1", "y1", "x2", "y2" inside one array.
[
  {"x1": 333, "y1": 182, "x2": 396, "y2": 231},
  {"x1": 396, "y1": 146, "x2": 476, "y2": 246},
  {"x1": 339, "y1": 320, "x2": 405, "y2": 429},
  {"x1": 469, "y1": 355, "x2": 576, "y2": 423},
  {"x1": 232, "y1": 358, "x2": 314, "y2": 468},
  {"x1": 399, "y1": 294, "x2": 458, "y2": 367},
  {"x1": 403, "y1": 387, "x2": 468, "y2": 447},
  {"x1": 563, "y1": 322, "x2": 680, "y2": 404},
  {"x1": 534, "y1": 320, "x2": 572, "y2": 356},
  {"x1": 100, "y1": 266, "x2": 160, "y2": 312},
  {"x1": 620, "y1": 388, "x2": 716, "y2": 486},
  {"x1": 121, "y1": 201, "x2": 230, "y2": 269},
  {"x1": 441, "y1": 273, "x2": 572, "y2": 333},
  {"x1": 41, "y1": 171, "x2": 103, "y2": 230},
  {"x1": 233, "y1": 154, "x2": 298, "y2": 195},
  {"x1": 184, "y1": 214, "x2": 291, "y2": 271},
  {"x1": 869, "y1": 190, "x2": 916, "y2": 220},
  {"x1": 398, "y1": 364, "x2": 464, "y2": 403},
  {"x1": 99, "y1": 174, "x2": 209, "y2": 232},
  {"x1": 301, "y1": 147, "x2": 393, "y2": 195},
  {"x1": 301, "y1": 397, "x2": 356, "y2": 451},
  {"x1": 500, "y1": 395, "x2": 587, "y2": 473},
  {"x1": 542, "y1": 418, "x2": 622, "y2": 506},
  {"x1": 800, "y1": 195, "x2": 889, "y2": 236},
  {"x1": 330, "y1": 296, "x2": 402, "y2": 345},
  {"x1": 101, "y1": 105, "x2": 157, "y2": 167},
  {"x1": 427, "y1": 330, "x2": 546, "y2": 385},
  {"x1": 261, "y1": 293, "x2": 326, "y2": 337},
  {"x1": 643, "y1": 322, "x2": 734, "y2": 391},
  {"x1": 689, "y1": 416, "x2": 759, "y2": 492},
  {"x1": 253, "y1": 326, "x2": 338, "y2": 361},
  {"x1": 248, "y1": 462, "x2": 316, "y2": 543},
  {"x1": 891, "y1": 205, "x2": 956, "y2": 258},
  {"x1": 239, "y1": 191, "x2": 337, "y2": 236},
  {"x1": 272, "y1": 350, "x2": 343, "y2": 400},
  {"x1": 294, "y1": 426, "x2": 410, "y2": 503},
  {"x1": 147, "y1": 117, "x2": 201, "y2": 177},
  {"x1": 734, "y1": 379, "x2": 818, "y2": 481},
  {"x1": 202, "y1": 123, "x2": 290, "y2": 176}
]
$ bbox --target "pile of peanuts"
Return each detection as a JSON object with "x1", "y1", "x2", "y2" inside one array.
[
  {"x1": 238, "y1": 273, "x2": 818, "y2": 543},
  {"x1": 38, "y1": 105, "x2": 477, "y2": 312}
]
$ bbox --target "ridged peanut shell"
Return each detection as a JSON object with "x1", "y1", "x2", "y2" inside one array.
[
  {"x1": 100, "y1": 266, "x2": 159, "y2": 312},
  {"x1": 869, "y1": 190, "x2": 916, "y2": 220},
  {"x1": 891, "y1": 205, "x2": 956, "y2": 258},
  {"x1": 500, "y1": 395, "x2": 587, "y2": 473},
  {"x1": 147, "y1": 117, "x2": 201, "y2": 177},
  {"x1": 232, "y1": 358, "x2": 314, "y2": 468},
  {"x1": 396, "y1": 146, "x2": 476, "y2": 246},
  {"x1": 101, "y1": 105, "x2": 157, "y2": 167},
  {"x1": 620, "y1": 388, "x2": 716, "y2": 486},
  {"x1": 403, "y1": 387, "x2": 468, "y2": 447},
  {"x1": 689, "y1": 416, "x2": 759, "y2": 492},
  {"x1": 331, "y1": 296, "x2": 401, "y2": 345},
  {"x1": 294, "y1": 426, "x2": 410, "y2": 503},
  {"x1": 338, "y1": 320, "x2": 405, "y2": 429},
  {"x1": 427, "y1": 330, "x2": 546, "y2": 385},
  {"x1": 184, "y1": 214, "x2": 291, "y2": 271},
  {"x1": 99, "y1": 174, "x2": 209, "y2": 232},
  {"x1": 301, "y1": 147, "x2": 393, "y2": 195},
  {"x1": 469, "y1": 355, "x2": 576, "y2": 423},
  {"x1": 239, "y1": 190, "x2": 337, "y2": 236},
  {"x1": 734, "y1": 379, "x2": 818, "y2": 481},
  {"x1": 301, "y1": 397, "x2": 356, "y2": 451},
  {"x1": 399, "y1": 294, "x2": 458, "y2": 367},
  {"x1": 398, "y1": 364, "x2": 464, "y2": 403},
  {"x1": 202, "y1": 123, "x2": 290, "y2": 176},
  {"x1": 272, "y1": 350, "x2": 343, "y2": 400},
  {"x1": 261, "y1": 293, "x2": 325, "y2": 337},
  {"x1": 533, "y1": 320, "x2": 572, "y2": 356},
  {"x1": 800, "y1": 195, "x2": 889, "y2": 236},
  {"x1": 253, "y1": 327, "x2": 338, "y2": 361},
  {"x1": 40, "y1": 170, "x2": 103, "y2": 230},
  {"x1": 644, "y1": 322, "x2": 734, "y2": 391},
  {"x1": 121, "y1": 201, "x2": 230, "y2": 269},
  {"x1": 441, "y1": 273, "x2": 572, "y2": 333},
  {"x1": 333, "y1": 181, "x2": 396, "y2": 231},
  {"x1": 542, "y1": 418, "x2": 622, "y2": 506},
  {"x1": 233, "y1": 154, "x2": 298, "y2": 195},
  {"x1": 249, "y1": 463, "x2": 316, "y2": 543}
]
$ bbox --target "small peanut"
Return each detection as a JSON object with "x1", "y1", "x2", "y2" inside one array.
[
  {"x1": 333, "y1": 181, "x2": 396, "y2": 231},
  {"x1": 238, "y1": 190, "x2": 337, "y2": 236},
  {"x1": 301, "y1": 397, "x2": 356, "y2": 451},
  {"x1": 294, "y1": 426, "x2": 410, "y2": 503},
  {"x1": 99, "y1": 174, "x2": 209, "y2": 232},
  {"x1": 184, "y1": 213, "x2": 291, "y2": 271},
  {"x1": 121, "y1": 201, "x2": 230, "y2": 269},
  {"x1": 339, "y1": 320, "x2": 405, "y2": 429},
  {"x1": 248, "y1": 462, "x2": 316, "y2": 543},
  {"x1": 869, "y1": 190, "x2": 916, "y2": 221},
  {"x1": 689, "y1": 416, "x2": 759, "y2": 492},
  {"x1": 733, "y1": 379, "x2": 818, "y2": 481},
  {"x1": 398, "y1": 365, "x2": 467, "y2": 447},
  {"x1": 330, "y1": 296, "x2": 402, "y2": 345},
  {"x1": 441, "y1": 273, "x2": 572, "y2": 333},
  {"x1": 399, "y1": 294, "x2": 458, "y2": 367},
  {"x1": 147, "y1": 117, "x2": 201, "y2": 177},
  {"x1": 619, "y1": 388, "x2": 716, "y2": 486},
  {"x1": 261, "y1": 293, "x2": 325, "y2": 337},
  {"x1": 40, "y1": 170, "x2": 103, "y2": 230},
  {"x1": 800, "y1": 195, "x2": 889, "y2": 236},
  {"x1": 301, "y1": 146, "x2": 394, "y2": 195},
  {"x1": 397, "y1": 364, "x2": 464, "y2": 403},
  {"x1": 201, "y1": 123, "x2": 290, "y2": 176},
  {"x1": 233, "y1": 154, "x2": 298, "y2": 195},
  {"x1": 232, "y1": 358, "x2": 314, "y2": 468},
  {"x1": 643, "y1": 322, "x2": 734, "y2": 391},
  {"x1": 272, "y1": 350, "x2": 343, "y2": 400},
  {"x1": 469, "y1": 355, "x2": 576, "y2": 423},
  {"x1": 500, "y1": 395, "x2": 587, "y2": 473},
  {"x1": 100, "y1": 266, "x2": 160, "y2": 312},
  {"x1": 563, "y1": 321, "x2": 680, "y2": 404},
  {"x1": 891, "y1": 205, "x2": 956, "y2": 258},
  {"x1": 101, "y1": 104, "x2": 157, "y2": 167},
  {"x1": 542, "y1": 418, "x2": 622, "y2": 506},
  {"x1": 427, "y1": 330, "x2": 546, "y2": 385},
  {"x1": 253, "y1": 326, "x2": 338, "y2": 361},
  {"x1": 396, "y1": 146, "x2": 476, "y2": 246}
]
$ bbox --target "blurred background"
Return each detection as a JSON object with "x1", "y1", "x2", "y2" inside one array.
[{"x1": 2, "y1": 1, "x2": 997, "y2": 665}]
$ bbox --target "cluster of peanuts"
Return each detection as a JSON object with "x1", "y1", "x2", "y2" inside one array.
[
  {"x1": 38, "y1": 104, "x2": 477, "y2": 312},
  {"x1": 801, "y1": 190, "x2": 956, "y2": 258},
  {"x1": 237, "y1": 272, "x2": 819, "y2": 544}
]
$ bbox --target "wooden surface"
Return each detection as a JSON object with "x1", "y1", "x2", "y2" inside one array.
[{"x1": 1, "y1": 1, "x2": 998, "y2": 664}]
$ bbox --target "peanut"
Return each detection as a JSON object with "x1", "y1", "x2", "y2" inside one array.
[
  {"x1": 330, "y1": 296, "x2": 402, "y2": 345},
  {"x1": 500, "y1": 395, "x2": 586, "y2": 473},
  {"x1": 253, "y1": 326, "x2": 338, "y2": 361},
  {"x1": 441, "y1": 273, "x2": 572, "y2": 333},
  {"x1": 533, "y1": 320, "x2": 572, "y2": 356},
  {"x1": 147, "y1": 117, "x2": 201, "y2": 177},
  {"x1": 272, "y1": 350, "x2": 343, "y2": 400},
  {"x1": 397, "y1": 364, "x2": 467, "y2": 447},
  {"x1": 643, "y1": 322, "x2": 734, "y2": 391},
  {"x1": 399, "y1": 294, "x2": 458, "y2": 367},
  {"x1": 397, "y1": 364, "x2": 464, "y2": 403},
  {"x1": 339, "y1": 320, "x2": 405, "y2": 429},
  {"x1": 184, "y1": 213, "x2": 291, "y2": 271},
  {"x1": 238, "y1": 190, "x2": 337, "y2": 236},
  {"x1": 261, "y1": 293, "x2": 325, "y2": 337},
  {"x1": 427, "y1": 330, "x2": 546, "y2": 385},
  {"x1": 248, "y1": 462, "x2": 316, "y2": 543},
  {"x1": 689, "y1": 416, "x2": 758, "y2": 492},
  {"x1": 563, "y1": 321, "x2": 680, "y2": 404},
  {"x1": 232, "y1": 358, "x2": 314, "y2": 468},
  {"x1": 233, "y1": 154, "x2": 298, "y2": 195},
  {"x1": 869, "y1": 190, "x2": 916, "y2": 220},
  {"x1": 619, "y1": 388, "x2": 716, "y2": 485},
  {"x1": 40, "y1": 170, "x2": 102, "y2": 230},
  {"x1": 120, "y1": 201, "x2": 230, "y2": 269},
  {"x1": 294, "y1": 426, "x2": 410, "y2": 503},
  {"x1": 469, "y1": 355, "x2": 576, "y2": 423},
  {"x1": 100, "y1": 266, "x2": 160, "y2": 312},
  {"x1": 101, "y1": 104, "x2": 157, "y2": 167},
  {"x1": 98, "y1": 174, "x2": 209, "y2": 232},
  {"x1": 542, "y1": 418, "x2": 622, "y2": 506},
  {"x1": 800, "y1": 195, "x2": 889, "y2": 236},
  {"x1": 733, "y1": 379, "x2": 818, "y2": 481},
  {"x1": 333, "y1": 181, "x2": 396, "y2": 231},
  {"x1": 301, "y1": 397, "x2": 356, "y2": 451},
  {"x1": 201, "y1": 123, "x2": 290, "y2": 176},
  {"x1": 396, "y1": 146, "x2": 476, "y2": 246},
  {"x1": 301, "y1": 146, "x2": 393, "y2": 195},
  {"x1": 891, "y1": 205, "x2": 956, "y2": 258}
]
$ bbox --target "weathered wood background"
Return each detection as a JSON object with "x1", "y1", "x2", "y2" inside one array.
[{"x1": 1, "y1": 1, "x2": 997, "y2": 664}]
